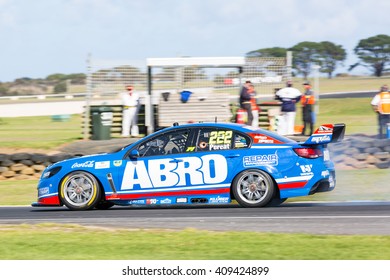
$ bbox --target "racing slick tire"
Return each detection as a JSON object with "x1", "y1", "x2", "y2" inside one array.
[
  {"x1": 232, "y1": 169, "x2": 275, "y2": 208},
  {"x1": 59, "y1": 171, "x2": 101, "y2": 211}
]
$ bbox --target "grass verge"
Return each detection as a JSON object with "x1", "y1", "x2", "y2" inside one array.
[
  {"x1": 0, "y1": 115, "x2": 82, "y2": 150},
  {"x1": 0, "y1": 224, "x2": 389, "y2": 260}
]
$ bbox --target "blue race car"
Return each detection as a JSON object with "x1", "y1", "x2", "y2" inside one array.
[{"x1": 32, "y1": 122, "x2": 345, "y2": 210}]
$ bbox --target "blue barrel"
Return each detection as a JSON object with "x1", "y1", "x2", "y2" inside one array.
[{"x1": 387, "y1": 123, "x2": 390, "y2": 139}]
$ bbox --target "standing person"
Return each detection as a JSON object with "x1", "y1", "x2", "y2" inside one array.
[
  {"x1": 121, "y1": 85, "x2": 140, "y2": 137},
  {"x1": 301, "y1": 81, "x2": 316, "y2": 135},
  {"x1": 275, "y1": 80, "x2": 302, "y2": 135},
  {"x1": 371, "y1": 85, "x2": 390, "y2": 139},
  {"x1": 239, "y1": 80, "x2": 253, "y2": 125},
  {"x1": 248, "y1": 84, "x2": 259, "y2": 127}
]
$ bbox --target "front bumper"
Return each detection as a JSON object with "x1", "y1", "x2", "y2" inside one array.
[
  {"x1": 31, "y1": 201, "x2": 62, "y2": 207},
  {"x1": 32, "y1": 193, "x2": 62, "y2": 207}
]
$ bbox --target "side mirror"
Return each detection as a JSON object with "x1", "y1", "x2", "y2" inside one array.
[{"x1": 129, "y1": 149, "x2": 140, "y2": 158}]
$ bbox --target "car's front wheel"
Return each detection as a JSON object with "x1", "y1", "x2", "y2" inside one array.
[
  {"x1": 232, "y1": 169, "x2": 275, "y2": 207},
  {"x1": 59, "y1": 171, "x2": 101, "y2": 210}
]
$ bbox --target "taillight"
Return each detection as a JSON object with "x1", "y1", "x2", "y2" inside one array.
[{"x1": 293, "y1": 148, "x2": 323, "y2": 159}]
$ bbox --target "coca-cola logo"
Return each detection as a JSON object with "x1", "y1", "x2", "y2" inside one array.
[{"x1": 71, "y1": 161, "x2": 95, "y2": 168}]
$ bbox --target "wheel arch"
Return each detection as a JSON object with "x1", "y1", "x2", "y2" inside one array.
[
  {"x1": 230, "y1": 167, "x2": 278, "y2": 201},
  {"x1": 58, "y1": 169, "x2": 106, "y2": 205}
]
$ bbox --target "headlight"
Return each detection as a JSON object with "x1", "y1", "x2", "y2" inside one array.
[{"x1": 42, "y1": 166, "x2": 62, "y2": 179}]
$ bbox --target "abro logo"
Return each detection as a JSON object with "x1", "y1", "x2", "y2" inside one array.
[{"x1": 120, "y1": 154, "x2": 228, "y2": 190}]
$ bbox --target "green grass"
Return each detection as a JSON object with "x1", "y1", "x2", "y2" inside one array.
[
  {"x1": 0, "y1": 224, "x2": 389, "y2": 260},
  {"x1": 294, "y1": 97, "x2": 376, "y2": 135},
  {"x1": 0, "y1": 115, "x2": 82, "y2": 149},
  {"x1": 0, "y1": 180, "x2": 37, "y2": 206},
  {"x1": 295, "y1": 76, "x2": 389, "y2": 93}
]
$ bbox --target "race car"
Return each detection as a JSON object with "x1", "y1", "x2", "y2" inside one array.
[{"x1": 32, "y1": 122, "x2": 345, "y2": 210}]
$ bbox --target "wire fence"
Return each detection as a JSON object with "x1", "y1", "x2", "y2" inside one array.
[{"x1": 86, "y1": 54, "x2": 291, "y2": 101}]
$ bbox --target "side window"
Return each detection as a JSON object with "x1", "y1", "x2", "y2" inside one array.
[
  {"x1": 233, "y1": 132, "x2": 251, "y2": 149},
  {"x1": 136, "y1": 129, "x2": 189, "y2": 157},
  {"x1": 195, "y1": 128, "x2": 233, "y2": 152}
]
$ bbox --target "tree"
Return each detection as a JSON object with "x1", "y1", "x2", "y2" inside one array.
[
  {"x1": 65, "y1": 73, "x2": 86, "y2": 84},
  {"x1": 53, "y1": 81, "x2": 67, "y2": 93},
  {"x1": 319, "y1": 41, "x2": 347, "y2": 79},
  {"x1": 351, "y1": 34, "x2": 390, "y2": 77},
  {"x1": 246, "y1": 47, "x2": 287, "y2": 57},
  {"x1": 289, "y1": 42, "x2": 322, "y2": 79},
  {"x1": 0, "y1": 83, "x2": 8, "y2": 96},
  {"x1": 46, "y1": 73, "x2": 67, "y2": 81}
]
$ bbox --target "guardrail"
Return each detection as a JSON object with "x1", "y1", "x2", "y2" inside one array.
[
  {"x1": 0, "y1": 89, "x2": 377, "y2": 102},
  {"x1": 0, "y1": 92, "x2": 88, "y2": 101}
]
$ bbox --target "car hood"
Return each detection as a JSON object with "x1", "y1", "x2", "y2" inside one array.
[{"x1": 49, "y1": 153, "x2": 112, "y2": 169}]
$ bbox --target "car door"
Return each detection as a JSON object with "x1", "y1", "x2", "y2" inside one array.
[
  {"x1": 114, "y1": 128, "x2": 194, "y2": 201},
  {"x1": 191, "y1": 127, "x2": 251, "y2": 185}
]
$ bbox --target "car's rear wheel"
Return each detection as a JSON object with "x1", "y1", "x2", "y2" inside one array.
[
  {"x1": 59, "y1": 171, "x2": 101, "y2": 210},
  {"x1": 232, "y1": 169, "x2": 275, "y2": 207}
]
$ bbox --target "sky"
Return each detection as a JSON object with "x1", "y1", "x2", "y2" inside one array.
[{"x1": 1, "y1": 0, "x2": 390, "y2": 82}]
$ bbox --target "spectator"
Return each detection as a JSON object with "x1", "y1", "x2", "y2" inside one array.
[
  {"x1": 301, "y1": 81, "x2": 316, "y2": 135},
  {"x1": 248, "y1": 84, "x2": 260, "y2": 127},
  {"x1": 239, "y1": 80, "x2": 253, "y2": 125},
  {"x1": 275, "y1": 80, "x2": 302, "y2": 135},
  {"x1": 121, "y1": 85, "x2": 140, "y2": 137},
  {"x1": 371, "y1": 85, "x2": 390, "y2": 139}
]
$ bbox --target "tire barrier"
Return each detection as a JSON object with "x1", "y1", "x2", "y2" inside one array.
[
  {"x1": 329, "y1": 135, "x2": 390, "y2": 169},
  {"x1": 0, "y1": 152, "x2": 77, "y2": 181}
]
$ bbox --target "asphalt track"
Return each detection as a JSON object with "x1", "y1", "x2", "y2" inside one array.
[{"x1": 1, "y1": 201, "x2": 390, "y2": 235}]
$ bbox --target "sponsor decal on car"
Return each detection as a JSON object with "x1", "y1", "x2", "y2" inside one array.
[
  {"x1": 176, "y1": 198, "x2": 187, "y2": 203},
  {"x1": 317, "y1": 125, "x2": 333, "y2": 134},
  {"x1": 129, "y1": 199, "x2": 146, "y2": 205},
  {"x1": 299, "y1": 164, "x2": 314, "y2": 176},
  {"x1": 38, "y1": 187, "x2": 50, "y2": 196},
  {"x1": 120, "y1": 154, "x2": 228, "y2": 190},
  {"x1": 71, "y1": 161, "x2": 94, "y2": 168},
  {"x1": 243, "y1": 153, "x2": 278, "y2": 167},
  {"x1": 311, "y1": 135, "x2": 331, "y2": 144},
  {"x1": 249, "y1": 133, "x2": 283, "y2": 144},
  {"x1": 209, "y1": 196, "x2": 229, "y2": 204},
  {"x1": 113, "y1": 160, "x2": 122, "y2": 167},
  {"x1": 146, "y1": 198, "x2": 158, "y2": 204},
  {"x1": 321, "y1": 170, "x2": 330, "y2": 177},
  {"x1": 95, "y1": 161, "x2": 110, "y2": 169},
  {"x1": 160, "y1": 198, "x2": 172, "y2": 204}
]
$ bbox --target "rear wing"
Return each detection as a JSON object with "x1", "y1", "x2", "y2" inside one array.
[{"x1": 303, "y1": 123, "x2": 346, "y2": 145}]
